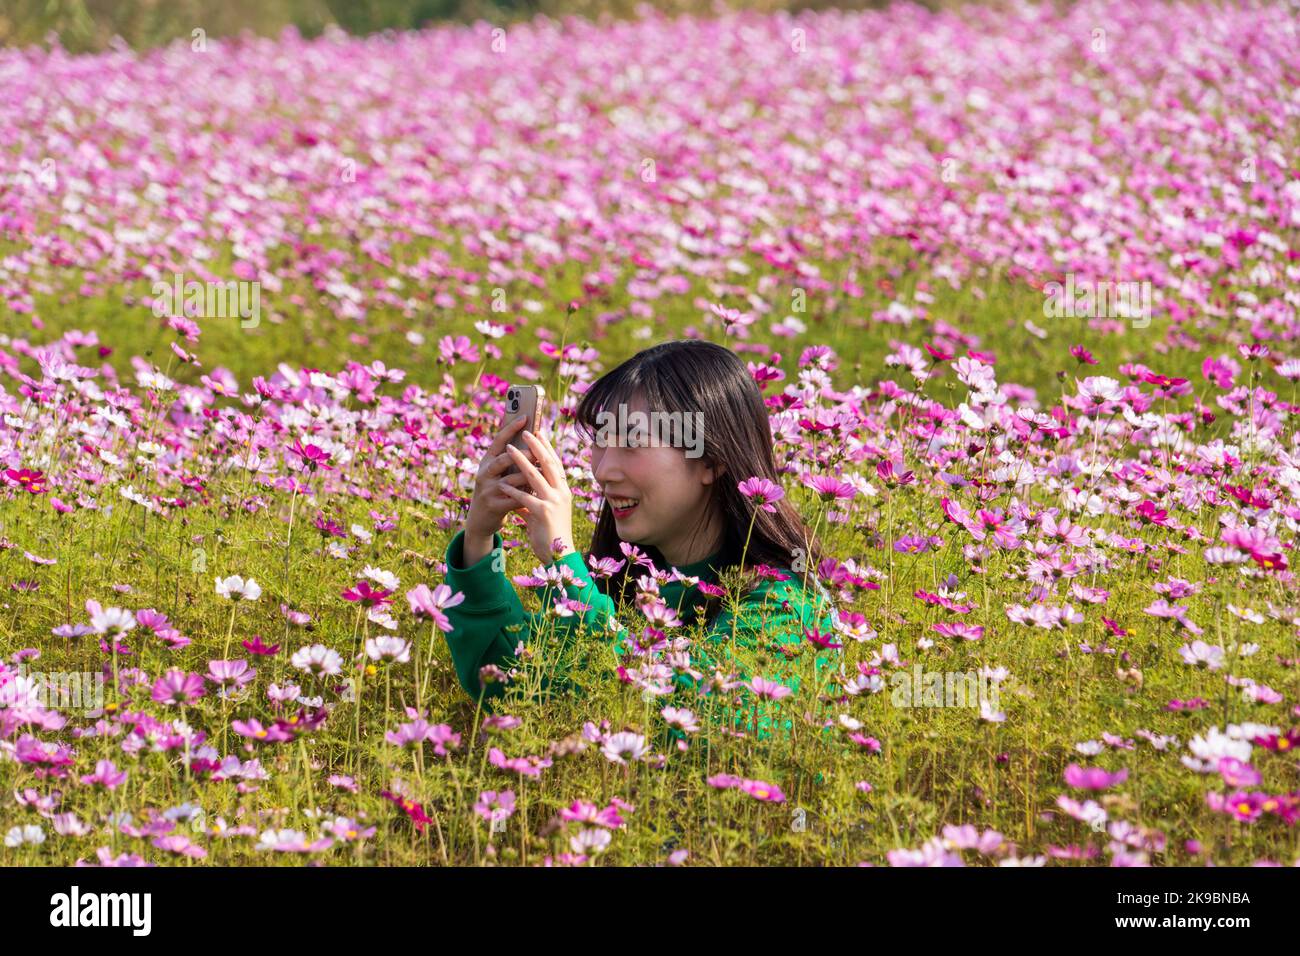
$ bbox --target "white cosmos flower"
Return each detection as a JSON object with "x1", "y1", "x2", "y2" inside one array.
[
  {"x1": 601, "y1": 731, "x2": 648, "y2": 764},
  {"x1": 1226, "y1": 722, "x2": 1278, "y2": 741},
  {"x1": 137, "y1": 370, "x2": 176, "y2": 392},
  {"x1": 90, "y1": 605, "x2": 137, "y2": 636},
  {"x1": 4, "y1": 824, "x2": 44, "y2": 846},
  {"x1": 120, "y1": 485, "x2": 155, "y2": 510},
  {"x1": 291, "y1": 644, "x2": 343, "y2": 677},
  {"x1": 0, "y1": 674, "x2": 42, "y2": 708},
  {"x1": 365, "y1": 636, "x2": 410, "y2": 662},
  {"x1": 1181, "y1": 726, "x2": 1252, "y2": 772},
  {"x1": 979, "y1": 699, "x2": 1006, "y2": 723},
  {"x1": 362, "y1": 566, "x2": 400, "y2": 590},
  {"x1": 366, "y1": 609, "x2": 398, "y2": 631},
  {"x1": 215, "y1": 575, "x2": 262, "y2": 601},
  {"x1": 1227, "y1": 605, "x2": 1264, "y2": 624},
  {"x1": 569, "y1": 828, "x2": 612, "y2": 856}
]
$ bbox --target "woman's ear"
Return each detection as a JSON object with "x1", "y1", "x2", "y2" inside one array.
[{"x1": 702, "y1": 459, "x2": 727, "y2": 484}]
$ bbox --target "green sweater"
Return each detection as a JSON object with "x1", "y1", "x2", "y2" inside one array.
[{"x1": 439, "y1": 529, "x2": 840, "y2": 740}]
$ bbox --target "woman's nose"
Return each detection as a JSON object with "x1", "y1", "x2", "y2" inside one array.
[{"x1": 592, "y1": 446, "x2": 623, "y2": 484}]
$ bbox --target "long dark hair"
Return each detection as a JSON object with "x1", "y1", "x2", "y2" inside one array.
[{"x1": 574, "y1": 339, "x2": 825, "y2": 626}]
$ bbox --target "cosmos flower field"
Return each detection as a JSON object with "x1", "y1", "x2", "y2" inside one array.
[{"x1": 0, "y1": 0, "x2": 1298, "y2": 866}]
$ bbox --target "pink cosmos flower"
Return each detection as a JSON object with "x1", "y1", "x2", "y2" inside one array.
[
  {"x1": 280, "y1": 605, "x2": 312, "y2": 626},
  {"x1": 738, "y1": 778, "x2": 786, "y2": 802},
  {"x1": 746, "y1": 676, "x2": 793, "y2": 700},
  {"x1": 150, "y1": 669, "x2": 206, "y2": 706},
  {"x1": 206, "y1": 659, "x2": 256, "y2": 689},
  {"x1": 232, "y1": 719, "x2": 294, "y2": 743},
  {"x1": 1063, "y1": 764, "x2": 1129, "y2": 791},
  {"x1": 1210, "y1": 790, "x2": 1267, "y2": 823},
  {"x1": 406, "y1": 583, "x2": 465, "y2": 632},
  {"x1": 474, "y1": 790, "x2": 517, "y2": 824},
  {"x1": 932, "y1": 621, "x2": 984, "y2": 641},
  {"x1": 888, "y1": 837, "x2": 964, "y2": 867},
  {"x1": 79, "y1": 759, "x2": 127, "y2": 790},
  {"x1": 560, "y1": 799, "x2": 625, "y2": 829},
  {"x1": 152, "y1": 835, "x2": 207, "y2": 858},
  {"x1": 489, "y1": 747, "x2": 553, "y2": 777},
  {"x1": 1218, "y1": 758, "x2": 1261, "y2": 788},
  {"x1": 803, "y1": 474, "x2": 857, "y2": 501},
  {"x1": 737, "y1": 477, "x2": 785, "y2": 512}
]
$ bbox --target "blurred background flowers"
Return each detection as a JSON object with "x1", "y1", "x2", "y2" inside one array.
[{"x1": 4, "y1": 0, "x2": 951, "y2": 53}]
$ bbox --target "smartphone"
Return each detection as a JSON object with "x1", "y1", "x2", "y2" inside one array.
[{"x1": 501, "y1": 384, "x2": 545, "y2": 476}]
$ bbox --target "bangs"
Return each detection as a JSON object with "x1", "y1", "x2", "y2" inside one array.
[{"x1": 575, "y1": 360, "x2": 675, "y2": 440}]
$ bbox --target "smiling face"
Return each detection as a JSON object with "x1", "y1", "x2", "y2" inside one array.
[{"x1": 590, "y1": 391, "x2": 724, "y2": 567}]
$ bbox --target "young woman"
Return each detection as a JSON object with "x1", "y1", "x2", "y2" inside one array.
[{"x1": 438, "y1": 339, "x2": 839, "y2": 737}]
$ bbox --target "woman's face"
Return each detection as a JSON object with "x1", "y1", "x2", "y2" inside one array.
[{"x1": 589, "y1": 392, "x2": 722, "y2": 566}]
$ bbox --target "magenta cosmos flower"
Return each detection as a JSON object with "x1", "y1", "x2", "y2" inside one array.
[
  {"x1": 288, "y1": 439, "x2": 333, "y2": 471},
  {"x1": 341, "y1": 580, "x2": 391, "y2": 608}
]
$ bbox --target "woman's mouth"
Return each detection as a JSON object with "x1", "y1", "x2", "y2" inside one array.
[{"x1": 608, "y1": 496, "x2": 639, "y2": 519}]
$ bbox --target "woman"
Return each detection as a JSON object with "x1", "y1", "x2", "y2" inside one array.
[{"x1": 439, "y1": 339, "x2": 839, "y2": 739}]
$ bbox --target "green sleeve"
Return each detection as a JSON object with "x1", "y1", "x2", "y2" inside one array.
[
  {"x1": 440, "y1": 528, "x2": 533, "y2": 702},
  {"x1": 695, "y1": 575, "x2": 841, "y2": 741},
  {"x1": 440, "y1": 533, "x2": 625, "y2": 703}
]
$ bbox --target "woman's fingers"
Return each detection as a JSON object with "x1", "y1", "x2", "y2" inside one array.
[
  {"x1": 482, "y1": 449, "x2": 517, "y2": 479},
  {"x1": 485, "y1": 416, "x2": 528, "y2": 458},
  {"x1": 537, "y1": 430, "x2": 565, "y2": 472},
  {"x1": 521, "y1": 430, "x2": 563, "y2": 488},
  {"x1": 498, "y1": 472, "x2": 534, "y2": 495},
  {"x1": 497, "y1": 481, "x2": 543, "y2": 512},
  {"x1": 505, "y1": 444, "x2": 548, "y2": 494}
]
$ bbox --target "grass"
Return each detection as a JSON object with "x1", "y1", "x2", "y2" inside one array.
[{"x1": 1, "y1": 234, "x2": 1294, "y2": 866}]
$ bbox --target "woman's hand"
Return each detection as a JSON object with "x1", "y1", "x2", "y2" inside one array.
[
  {"x1": 497, "y1": 428, "x2": 576, "y2": 567},
  {"x1": 462, "y1": 417, "x2": 535, "y2": 565}
]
